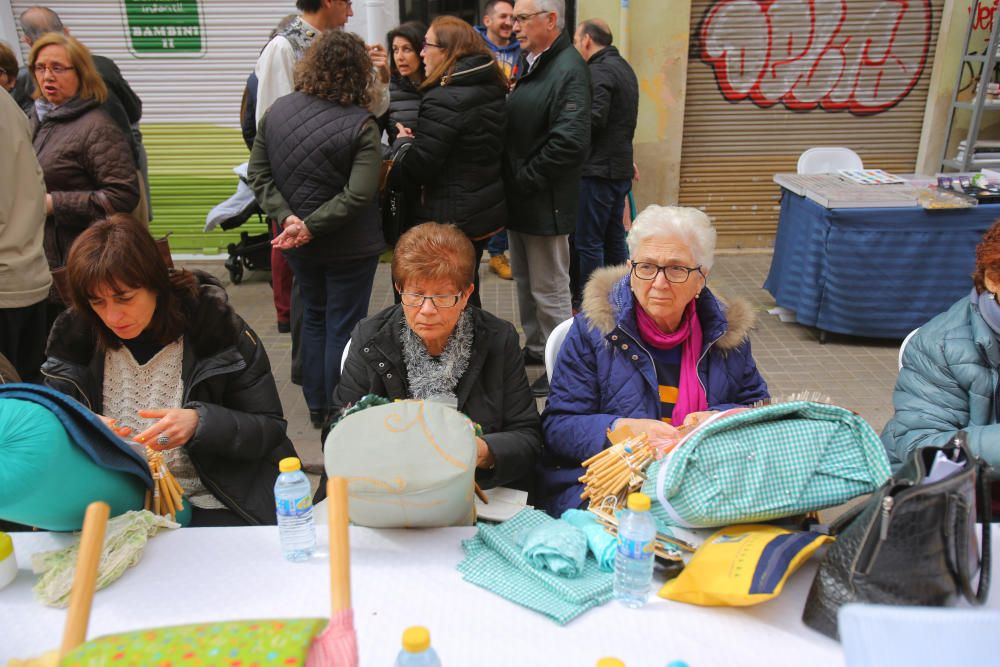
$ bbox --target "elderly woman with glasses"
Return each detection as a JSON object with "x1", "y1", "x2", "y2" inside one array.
[
  {"x1": 540, "y1": 205, "x2": 769, "y2": 516},
  {"x1": 331, "y1": 222, "x2": 543, "y2": 492}
]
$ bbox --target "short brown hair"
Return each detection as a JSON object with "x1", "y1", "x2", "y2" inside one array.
[
  {"x1": 974, "y1": 219, "x2": 1000, "y2": 293},
  {"x1": 392, "y1": 222, "x2": 476, "y2": 291},
  {"x1": 421, "y1": 16, "x2": 507, "y2": 91},
  {"x1": 294, "y1": 30, "x2": 371, "y2": 107},
  {"x1": 66, "y1": 214, "x2": 199, "y2": 349},
  {"x1": 0, "y1": 41, "x2": 17, "y2": 81},
  {"x1": 29, "y1": 33, "x2": 107, "y2": 103}
]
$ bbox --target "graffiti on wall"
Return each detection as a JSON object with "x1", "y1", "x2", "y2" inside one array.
[
  {"x1": 961, "y1": 0, "x2": 998, "y2": 95},
  {"x1": 700, "y1": 0, "x2": 933, "y2": 114}
]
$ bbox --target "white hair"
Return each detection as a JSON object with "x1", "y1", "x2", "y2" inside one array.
[
  {"x1": 626, "y1": 205, "x2": 717, "y2": 271},
  {"x1": 535, "y1": 0, "x2": 565, "y2": 30}
]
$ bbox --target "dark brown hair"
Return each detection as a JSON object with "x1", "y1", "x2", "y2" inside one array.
[
  {"x1": 392, "y1": 222, "x2": 476, "y2": 290},
  {"x1": 974, "y1": 219, "x2": 1000, "y2": 293},
  {"x1": 29, "y1": 33, "x2": 107, "y2": 103},
  {"x1": 66, "y1": 214, "x2": 199, "y2": 349},
  {"x1": 387, "y1": 21, "x2": 426, "y2": 81},
  {"x1": 294, "y1": 30, "x2": 372, "y2": 107},
  {"x1": 0, "y1": 41, "x2": 17, "y2": 82},
  {"x1": 421, "y1": 16, "x2": 507, "y2": 91}
]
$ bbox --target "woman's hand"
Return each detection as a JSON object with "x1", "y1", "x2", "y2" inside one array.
[
  {"x1": 133, "y1": 408, "x2": 199, "y2": 450},
  {"x1": 475, "y1": 436, "x2": 496, "y2": 470},
  {"x1": 615, "y1": 417, "x2": 682, "y2": 454},
  {"x1": 395, "y1": 122, "x2": 414, "y2": 139},
  {"x1": 368, "y1": 44, "x2": 390, "y2": 83},
  {"x1": 272, "y1": 215, "x2": 314, "y2": 250},
  {"x1": 97, "y1": 414, "x2": 132, "y2": 438},
  {"x1": 45, "y1": 194, "x2": 53, "y2": 215},
  {"x1": 681, "y1": 410, "x2": 718, "y2": 430}
]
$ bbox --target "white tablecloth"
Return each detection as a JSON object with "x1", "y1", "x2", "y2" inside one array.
[{"x1": 2, "y1": 525, "x2": 995, "y2": 666}]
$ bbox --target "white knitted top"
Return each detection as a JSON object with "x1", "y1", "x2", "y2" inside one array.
[{"x1": 103, "y1": 337, "x2": 225, "y2": 510}]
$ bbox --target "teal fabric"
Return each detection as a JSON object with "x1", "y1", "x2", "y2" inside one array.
[
  {"x1": 0, "y1": 399, "x2": 146, "y2": 531},
  {"x1": 520, "y1": 518, "x2": 587, "y2": 578},
  {"x1": 881, "y1": 296, "x2": 1000, "y2": 472},
  {"x1": 642, "y1": 401, "x2": 890, "y2": 528},
  {"x1": 560, "y1": 509, "x2": 617, "y2": 572},
  {"x1": 457, "y1": 508, "x2": 613, "y2": 625}
]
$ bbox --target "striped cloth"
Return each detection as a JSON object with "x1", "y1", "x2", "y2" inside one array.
[
  {"x1": 306, "y1": 609, "x2": 358, "y2": 667},
  {"x1": 642, "y1": 401, "x2": 891, "y2": 528},
  {"x1": 457, "y1": 509, "x2": 614, "y2": 625}
]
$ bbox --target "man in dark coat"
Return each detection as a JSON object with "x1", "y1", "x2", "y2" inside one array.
[
  {"x1": 505, "y1": 0, "x2": 591, "y2": 397},
  {"x1": 571, "y1": 18, "x2": 638, "y2": 309}
]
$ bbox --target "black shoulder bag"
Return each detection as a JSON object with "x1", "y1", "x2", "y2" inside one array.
[{"x1": 802, "y1": 431, "x2": 992, "y2": 639}]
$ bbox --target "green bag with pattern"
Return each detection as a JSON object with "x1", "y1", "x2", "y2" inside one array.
[{"x1": 640, "y1": 401, "x2": 891, "y2": 528}]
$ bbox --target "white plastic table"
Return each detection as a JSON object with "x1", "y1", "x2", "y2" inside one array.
[{"x1": 2, "y1": 525, "x2": 995, "y2": 666}]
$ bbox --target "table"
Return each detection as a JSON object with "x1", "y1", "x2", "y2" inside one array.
[
  {"x1": 0, "y1": 526, "x2": 847, "y2": 667},
  {"x1": 764, "y1": 185, "x2": 1000, "y2": 339}
]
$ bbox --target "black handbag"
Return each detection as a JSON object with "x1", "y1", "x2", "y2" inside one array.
[
  {"x1": 380, "y1": 142, "x2": 413, "y2": 247},
  {"x1": 802, "y1": 431, "x2": 992, "y2": 639}
]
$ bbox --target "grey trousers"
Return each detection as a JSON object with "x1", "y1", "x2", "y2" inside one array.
[{"x1": 508, "y1": 230, "x2": 572, "y2": 357}]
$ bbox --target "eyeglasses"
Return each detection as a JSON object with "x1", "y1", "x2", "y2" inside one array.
[
  {"x1": 399, "y1": 291, "x2": 464, "y2": 309},
  {"x1": 32, "y1": 63, "x2": 75, "y2": 76},
  {"x1": 630, "y1": 261, "x2": 704, "y2": 283},
  {"x1": 512, "y1": 10, "x2": 547, "y2": 24},
  {"x1": 422, "y1": 40, "x2": 444, "y2": 50}
]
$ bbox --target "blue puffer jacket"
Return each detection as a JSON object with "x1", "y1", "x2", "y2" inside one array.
[
  {"x1": 881, "y1": 294, "x2": 1000, "y2": 471},
  {"x1": 540, "y1": 266, "x2": 770, "y2": 516}
]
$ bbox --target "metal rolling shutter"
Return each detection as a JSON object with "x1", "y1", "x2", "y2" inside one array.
[
  {"x1": 680, "y1": 0, "x2": 942, "y2": 247},
  {"x1": 11, "y1": 1, "x2": 308, "y2": 254}
]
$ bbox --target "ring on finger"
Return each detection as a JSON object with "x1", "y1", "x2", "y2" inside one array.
[{"x1": 156, "y1": 434, "x2": 170, "y2": 446}]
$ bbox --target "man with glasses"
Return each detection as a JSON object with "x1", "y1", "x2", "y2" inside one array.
[{"x1": 504, "y1": 0, "x2": 590, "y2": 397}]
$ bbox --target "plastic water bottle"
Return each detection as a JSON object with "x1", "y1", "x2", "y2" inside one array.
[
  {"x1": 394, "y1": 626, "x2": 442, "y2": 667},
  {"x1": 596, "y1": 659, "x2": 625, "y2": 667},
  {"x1": 274, "y1": 457, "x2": 316, "y2": 561},
  {"x1": 614, "y1": 492, "x2": 657, "y2": 608}
]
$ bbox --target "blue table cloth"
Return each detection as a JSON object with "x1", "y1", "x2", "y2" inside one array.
[{"x1": 764, "y1": 191, "x2": 1000, "y2": 338}]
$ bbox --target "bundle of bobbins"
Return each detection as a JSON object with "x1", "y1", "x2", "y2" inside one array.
[
  {"x1": 143, "y1": 449, "x2": 184, "y2": 521},
  {"x1": 578, "y1": 432, "x2": 654, "y2": 508}
]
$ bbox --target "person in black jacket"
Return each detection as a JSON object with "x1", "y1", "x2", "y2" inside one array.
[
  {"x1": 332, "y1": 222, "x2": 542, "y2": 492},
  {"x1": 571, "y1": 18, "x2": 639, "y2": 310},
  {"x1": 381, "y1": 21, "x2": 425, "y2": 153},
  {"x1": 389, "y1": 16, "x2": 508, "y2": 309},
  {"x1": 42, "y1": 215, "x2": 297, "y2": 526}
]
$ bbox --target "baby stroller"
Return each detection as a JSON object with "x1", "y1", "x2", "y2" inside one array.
[{"x1": 204, "y1": 163, "x2": 271, "y2": 285}]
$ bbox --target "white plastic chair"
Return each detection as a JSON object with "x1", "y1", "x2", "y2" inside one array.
[
  {"x1": 340, "y1": 338, "x2": 351, "y2": 373},
  {"x1": 544, "y1": 317, "x2": 575, "y2": 380},
  {"x1": 796, "y1": 147, "x2": 864, "y2": 174},
  {"x1": 898, "y1": 327, "x2": 919, "y2": 370}
]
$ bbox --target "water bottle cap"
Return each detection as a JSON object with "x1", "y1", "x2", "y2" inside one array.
[
  {"x1": 626, "y1": 492, "x2": 650, "y2": 512},
  {"x1": 596, "y1": 659, "x2": 626, "y2": 667},
  {"x1": 402, "y1": 626, "x2": 431, "y2": 652},
  {"x1": 278, "y1": 457, "x2": 302, "y2": 473}
]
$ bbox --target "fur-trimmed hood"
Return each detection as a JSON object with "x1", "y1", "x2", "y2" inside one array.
[
  {"x1": 45, "y1": 271, "x2": 244, "y2": 366},
  {"x1": 580, "y1": 264, "x2": 756, "y2": 351}
]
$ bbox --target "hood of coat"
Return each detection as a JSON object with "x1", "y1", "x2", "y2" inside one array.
[
  {"x1": 46, "y1": 271, "x2": 242, "y2": 366},
  {"x1": 442, "y1": 54, "x2": 501, "y2": 86},
  {"x1": 580, "y1": 264, "x2": 756, "y2": 351},
  {"x1": 33, "y1": 94, "x2": 99, "y2": 126},
  {"x1": 475, "y1": 25, "x2": 521, "y2": 56}
]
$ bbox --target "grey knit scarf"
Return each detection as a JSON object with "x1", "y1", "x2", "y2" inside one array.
[{"x1": 400, "y1": 309, "x2": 474, "y2": 402}]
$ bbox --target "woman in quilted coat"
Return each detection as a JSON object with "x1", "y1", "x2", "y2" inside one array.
[{"x1": 541, "y1": 205, "x2": 769, "y2": 516}]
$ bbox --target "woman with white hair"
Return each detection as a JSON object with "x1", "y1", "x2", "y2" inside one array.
[{"x1": 540, "y1": 205, "x2": 769, "y2": 516}]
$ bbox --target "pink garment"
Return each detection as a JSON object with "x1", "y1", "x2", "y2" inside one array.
[
  {"x1": 634, "y1": 298, "x2": 708, "y2": 425},
  {"x1": 306, "y1": 608, "x2": 358, "y2": 667}
]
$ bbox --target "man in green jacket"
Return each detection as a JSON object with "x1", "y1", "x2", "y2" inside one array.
[{"x1": 506, "y1": 0, "x2": 591, "y2": 397}]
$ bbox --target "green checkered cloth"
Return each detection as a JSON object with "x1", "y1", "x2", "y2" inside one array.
[
  {"x1": 641, "y1": 401, "x2": 891, "y2": 528},
  {"x1": 457, "y1": 508, "x2": 613, "y2": 625}
]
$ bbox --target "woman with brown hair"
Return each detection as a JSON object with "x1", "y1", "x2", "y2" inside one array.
[
  {"x1": 883, "y1": 219, "x2": 1000, "y2": 493},
  {"x1": 41, "y1": 215, "x2": 297, "y2": 526},
  {"x1": 389, "y1": 16, "x2": 508, "y2": 308},
  {"x1": 248, "y1": 30, "x2": 385, "y2": 428},
  {"x1": 28, "y1": 33, "x2": 138, "y2": 324}
]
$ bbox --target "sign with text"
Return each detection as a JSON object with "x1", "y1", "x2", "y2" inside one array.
[{"x1": 122, "y1": 0, "x2": 205, "y2": 57}]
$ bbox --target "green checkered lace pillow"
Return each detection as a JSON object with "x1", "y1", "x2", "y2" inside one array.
[{"x1": 640, "y1": 401, "x2": 891, "y2": 528}]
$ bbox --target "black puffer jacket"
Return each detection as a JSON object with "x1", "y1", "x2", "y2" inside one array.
[
  {"x1": 380, "y1": 75, "x2": 422, "y2": 154},
  {"x1": 40, "y1": 273, "x2": 297, "y2": 525},
  {"x1": 332, "y1": 305, "x2": 543, "y2": 491},
  {"x1": 390, "y1": 54, "x2": 507, "y2": 240},
  {"x1": 583, "y1": 46, "x2": 638, "y2": 180}
]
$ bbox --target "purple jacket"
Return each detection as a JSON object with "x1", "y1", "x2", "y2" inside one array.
[{"x1": 540, "y1": 266, "x2": 770, "y2": 516}]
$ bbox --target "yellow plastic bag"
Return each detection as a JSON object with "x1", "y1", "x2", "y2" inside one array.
[{"x1": 659, "y1": 524, "x2": 832, "y2": 606}]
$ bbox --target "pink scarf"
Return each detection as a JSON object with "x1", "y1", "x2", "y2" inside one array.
[{"x1": 634, "y1": 298, "x2": 708, "y2": 425}]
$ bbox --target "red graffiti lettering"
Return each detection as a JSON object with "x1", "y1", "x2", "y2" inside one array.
[{"x1": 700, "y1": 0, "x2": 932, "y2": 114}]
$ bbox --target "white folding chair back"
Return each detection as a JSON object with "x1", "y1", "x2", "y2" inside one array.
[
  {"x1": 340, "y1": 338, "x2": 351, "y2": 373},
  {"x1": 898, "y1": 327, "x2": 919, "y2": 370},
  {"x1": 544, "y1": 317, "x2": 576, "y2": 380},
  {"x1": 797, "y1": 147, "x2": 864, "y2": 174}
]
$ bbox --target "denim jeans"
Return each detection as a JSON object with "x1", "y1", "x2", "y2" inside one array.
[
  {"x1": 284, "y1": 253, "x2": 379, "y2": 411},
  {"x1": 486, "y1": 229, "x2": 508, "y2": 256},
  {"x1": 573, "y1": 177, "x2": 631, "y2": 307}
]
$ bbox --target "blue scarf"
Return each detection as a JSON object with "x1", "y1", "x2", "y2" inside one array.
[
  {"x1": 34, "y1": 97, "x2": 56, "y2": 122},
  {"x1": 971, "y1": 287, "x2": 1000, "y2": 337}
]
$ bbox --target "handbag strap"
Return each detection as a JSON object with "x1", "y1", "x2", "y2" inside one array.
[{"x1": 956, "y1": 458, "x2": 992, "y2": 604}]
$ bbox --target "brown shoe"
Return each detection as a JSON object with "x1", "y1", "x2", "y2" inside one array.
[{"x1": 488, "y1": 254, "x2": 513, "y2": 280}]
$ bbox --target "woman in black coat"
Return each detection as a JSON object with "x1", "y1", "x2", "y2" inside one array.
[
  {"x1": 381, "y1": 21, "x2": 425, "y2": 153},
  {"x1": 390, "y1": 16, "x2": 508, "y2": 308}
]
